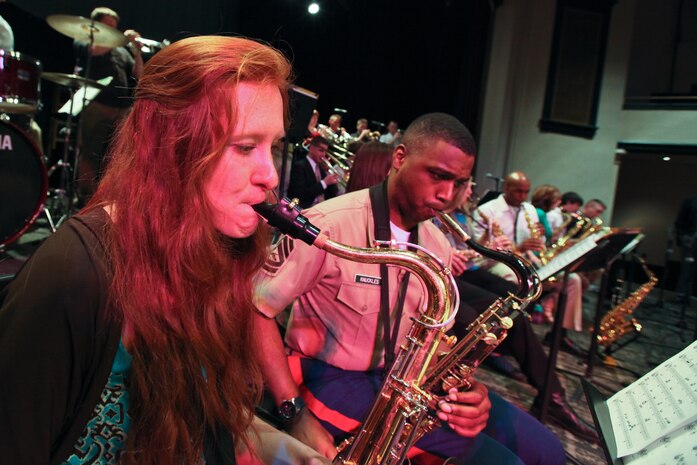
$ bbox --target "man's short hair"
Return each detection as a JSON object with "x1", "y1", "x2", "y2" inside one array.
[
  {"x1": 309, "y1": 135, "x2": 329, "y2": 147},
  {"x1": 586, "y1": 198, "x2": 607, "y2": 209},
  {"x1": 357, "y1": 118, "x2": 368, "y2": 126},
  {"x1": 91, "y1": 7, "x2": 120, "y2": 22},
  {"x1": 401, "y1": 113, "x2": 476, "y2": 157},
  {"x1": 561, "y1": 191, "x2": 583, "y2": 206}
]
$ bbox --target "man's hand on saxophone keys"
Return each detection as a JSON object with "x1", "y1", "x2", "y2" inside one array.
[{"x1": 436, "y1": 381, "x2": 491, "y2": 438}]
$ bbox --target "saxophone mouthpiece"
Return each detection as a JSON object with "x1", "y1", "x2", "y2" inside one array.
[{"x1": 253, "y1": 197, "x2": 321, "y2": 246}]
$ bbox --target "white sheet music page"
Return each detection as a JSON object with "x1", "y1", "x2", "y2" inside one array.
[{"x1": 608, "y1": 340, "x2": 697, "y2": 458}]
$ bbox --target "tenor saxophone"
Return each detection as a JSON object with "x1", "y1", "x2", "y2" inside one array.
[
  {"x1": 253, "y1": 198, "x2": 541, "y2": 465},
  {"x1": 596, "y1": 255, "x2": 657, "y2": 348}
]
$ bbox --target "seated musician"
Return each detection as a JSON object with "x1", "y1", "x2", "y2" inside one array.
[
  {"x1": 254, "y1": 113, "x2": 566, "y2": 465},
  {"x1": 472, "y1": 172, "x2": 587, "y2": 357},
  {"x1": 0, "y1": 36, "x2": 328, "y2": 465},
  {"x1": 287, "y1": 135, "x2": 339, "y2": 209}
]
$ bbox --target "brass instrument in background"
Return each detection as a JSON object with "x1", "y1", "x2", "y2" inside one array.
[
  {"x1": 542, "y1": 212, "x2": 587, "y2": 262},
  {"x1": 302, "y1": 137, "x2": 353, "y2": 188},
  {"x1": 596, "y1": 255, "x2": 657, "y2": 350},
  {"x1": 253, "y1": 198, "x2": 541, "y2": 465},
  {"x1": 577, "y1": 216, "x2": 604, "y2": 241},
  {"x1": 523, "y1": 207, "x2": 549, "y2": 266},
  {"x1": 476, "y1": 209, "x2": 516, "y2": 254}
]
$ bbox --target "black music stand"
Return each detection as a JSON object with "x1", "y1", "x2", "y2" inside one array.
[
  {"x1": 536, "y1": 230, "x2": 643, "y2": 422},
  {"x1": 581, "y1": 378, "x2": 623, "y2": 465}
]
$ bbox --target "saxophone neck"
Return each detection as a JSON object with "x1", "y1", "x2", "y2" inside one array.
[{"x1": 435, "y1": 211, "x2": 542, "y2": 303}]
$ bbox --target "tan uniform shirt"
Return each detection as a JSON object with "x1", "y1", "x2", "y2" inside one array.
[{"x1": 255, "y1": 189, "x2": 453, "y2": 371}]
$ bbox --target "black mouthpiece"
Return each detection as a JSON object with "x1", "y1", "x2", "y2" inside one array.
[{"x1": 253, "y1": 197, "x2": 321, "y2": 246}]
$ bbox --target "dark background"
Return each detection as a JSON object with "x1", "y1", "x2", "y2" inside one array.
[{"x1": 1, "y1": 0, "x2": 495, "y2": 138}]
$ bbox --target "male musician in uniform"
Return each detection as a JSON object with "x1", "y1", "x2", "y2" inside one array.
[
  {"x1": 287, "y1": 135, "x2": 339, "y2": 209},
  {"x1": 254, "y1": 114, "x2": 565, "y2": 465},
  {"x1": 472, "y1": 172, "x2": 586, "y2": 356}
]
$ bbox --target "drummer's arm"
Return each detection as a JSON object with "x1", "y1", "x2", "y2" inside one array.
[{"x1": 124, "y1": 29, "x2": 143, "y2": 80}]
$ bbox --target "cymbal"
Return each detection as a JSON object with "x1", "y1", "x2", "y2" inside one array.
[
  {"x1": 46, "y1": 14, "x2": 127, "y2": 48},
  {"x1": 41, "y1": 72, "x2": 106, "y2": 89}
]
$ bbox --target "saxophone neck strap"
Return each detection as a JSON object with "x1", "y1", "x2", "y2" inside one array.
[{"x1": 369, "y1": 181, "x2": 418, "y2": 370}]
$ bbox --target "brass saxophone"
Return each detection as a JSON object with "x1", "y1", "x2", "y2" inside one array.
[
  {"x1": 523, "y1": 207, "x2": 548, "y2": 265},
  {"x1": 253, "y1": 198, "x2": 542, "y2": 465},
  {"x1": 543, "y1": 212, "x2": 586, "y2": 262},
  {"x1": 596, "y1": 256, "x2": 657, "y2": 348}
]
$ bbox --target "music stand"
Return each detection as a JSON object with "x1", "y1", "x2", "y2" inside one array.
[
  {"x1": 536, "y1": 229, "x2": 642, "y2": 422},
  {"x1": 581, "y1": 379, "x2": 623, "y2": 465}
]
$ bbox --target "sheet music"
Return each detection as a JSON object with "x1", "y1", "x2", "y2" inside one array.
[
  {"x1": 623, "y1": 418, "x2": 697, "y2": 465},
  {"x1": 608, "y1": 340, "x2": 697, "y2": 458},
  {"x1": 536, "y1": 235, "x2": 598, "y2": 281},
  {"x1": 58, "y1": 76, "x2": 113, "y2": 116}
]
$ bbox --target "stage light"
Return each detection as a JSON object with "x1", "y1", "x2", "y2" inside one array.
[
  {"x1": 662, "y1": 156, "x2": 671, "y2": 161},
  {"x1": 308, "y1": 3, "x2": 320, "y2": 14}
]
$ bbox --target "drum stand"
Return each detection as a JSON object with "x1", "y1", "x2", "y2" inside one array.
[
  {"x1": 45, "y1": 87, "x2": 80, "y2": 230},
  {"x1": 45, "y1": 24, "x2": 99, "y2": 229}
]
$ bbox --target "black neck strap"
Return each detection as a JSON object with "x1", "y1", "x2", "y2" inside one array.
[{"x1": 368, "y1": 181, "x2": 418, "y2": 369}]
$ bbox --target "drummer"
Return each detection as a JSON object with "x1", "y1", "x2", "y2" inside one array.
[{"x1": 73, "y1": 6, "x2": 143, "y2": 203}]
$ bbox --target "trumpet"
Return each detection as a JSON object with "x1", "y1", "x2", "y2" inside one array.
[{"x1": 134, "y1": 37, "x2": 170, "y2": 54}]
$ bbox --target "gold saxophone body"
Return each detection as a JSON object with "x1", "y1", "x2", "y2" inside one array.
[
  {"x1": 523, "y1": 207, "x2": 549, "y2": 266},
  {"x1": 543, "y1": 212, "x2": 587, "y2": 262},
  {"x1": 253, "y1": 198, "x2": 542, "y2": 465},
  {"x1": 597, "y1": 256, "x2": 657, "y2": 348}
]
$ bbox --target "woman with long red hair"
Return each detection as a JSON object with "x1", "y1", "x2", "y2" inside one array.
[{"x1": 0, "y1": 36, "x2": 327, "y2": 465}]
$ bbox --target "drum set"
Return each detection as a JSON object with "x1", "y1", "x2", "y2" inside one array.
[{"x1": 0, "y1": 14, "x2": 164, "y2": 251}]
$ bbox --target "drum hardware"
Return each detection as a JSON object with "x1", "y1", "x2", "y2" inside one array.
[
  {"x1": 44, "y1": 14, "x2": 120, "y2": 221},
  {"x1": 46, "y1": 14, "x2": 128, "y2": 48},
  {"x1": 41, "y1": 72, "x2": 106, "y2": 90}
]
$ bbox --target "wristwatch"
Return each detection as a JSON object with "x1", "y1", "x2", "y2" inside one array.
[{"x1": 277, "y1": 396, "x2": 307, "y2": 423}]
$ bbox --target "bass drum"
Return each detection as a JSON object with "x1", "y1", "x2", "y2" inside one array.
[
  {"x1": 0, "y1": 121, "x2": 47, "y2": 247},
  {"x1": 0, "y1": 49, "x2": 42, "y2": 114}
]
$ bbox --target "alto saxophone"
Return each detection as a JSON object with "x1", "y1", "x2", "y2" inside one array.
[
  {"x1": 596, "y1": 255, "x2": 657, "y2": 349},
  {"x1": 523, "y1": 207, "x2": 549, "y2": 265},
  {"x1": 253, "y1": 198, "x2": 542, "y2": 465}
]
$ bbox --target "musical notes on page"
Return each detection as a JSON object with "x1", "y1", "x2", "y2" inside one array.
[{"x1": 608, "y1": 340, "x2": 697, "y2": 458}]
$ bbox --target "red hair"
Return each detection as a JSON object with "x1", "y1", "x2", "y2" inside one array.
[
  {"x1": 87, "y1": 36, "x2": 292, "y2": 464},
  {"x1": 346, "y1": 141, "x2": 394, "y2": 192}
]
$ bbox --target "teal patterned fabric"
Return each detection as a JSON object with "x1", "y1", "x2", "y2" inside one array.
[{"x1": 63, "y1": 341, "x2": 132, "y2": 464}]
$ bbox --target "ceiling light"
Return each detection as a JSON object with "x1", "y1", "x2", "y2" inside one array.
[{"x1": 308, "y1": 3, "x2": 320, "y2": 14}]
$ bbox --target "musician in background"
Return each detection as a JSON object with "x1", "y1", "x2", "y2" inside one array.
[
  {"x1": 254, "y1": 113, "x2": 565, "y2": 465},
  {"x1": 379, "y1": 120, "x2": 401, "y2": 145},
  {"x1": 436, "y1": 181, "x2": 598, "y2": 442},
  {"x1": 473, "y1": 172, "x2": 587, "y2": 357},
  {"x1": 582, "y1": 198, "x2": 606, "y2": 220},
  {"x1": 351, "y1": 117, "x2": 371, "y2": 142},
  {"x1": 531, "y1": 185, "x2": 562, "y2": 244},
  {"x1": 287, "y1": 135, "x2": 339, "y2": 209},
  {"x1": 560, "y1": 192, "x2": 583, "y2": 214},
  {"x1": 74, "y1": 6, "x2": 144, "y2": 202}
]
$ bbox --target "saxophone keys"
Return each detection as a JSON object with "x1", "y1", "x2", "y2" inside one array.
[
  {"x1": 501, "y1": 317, "x2": 514, "y2": 329},
  {"x1": 483, "y1": 332, "x2": 498, "y2": 344}
]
